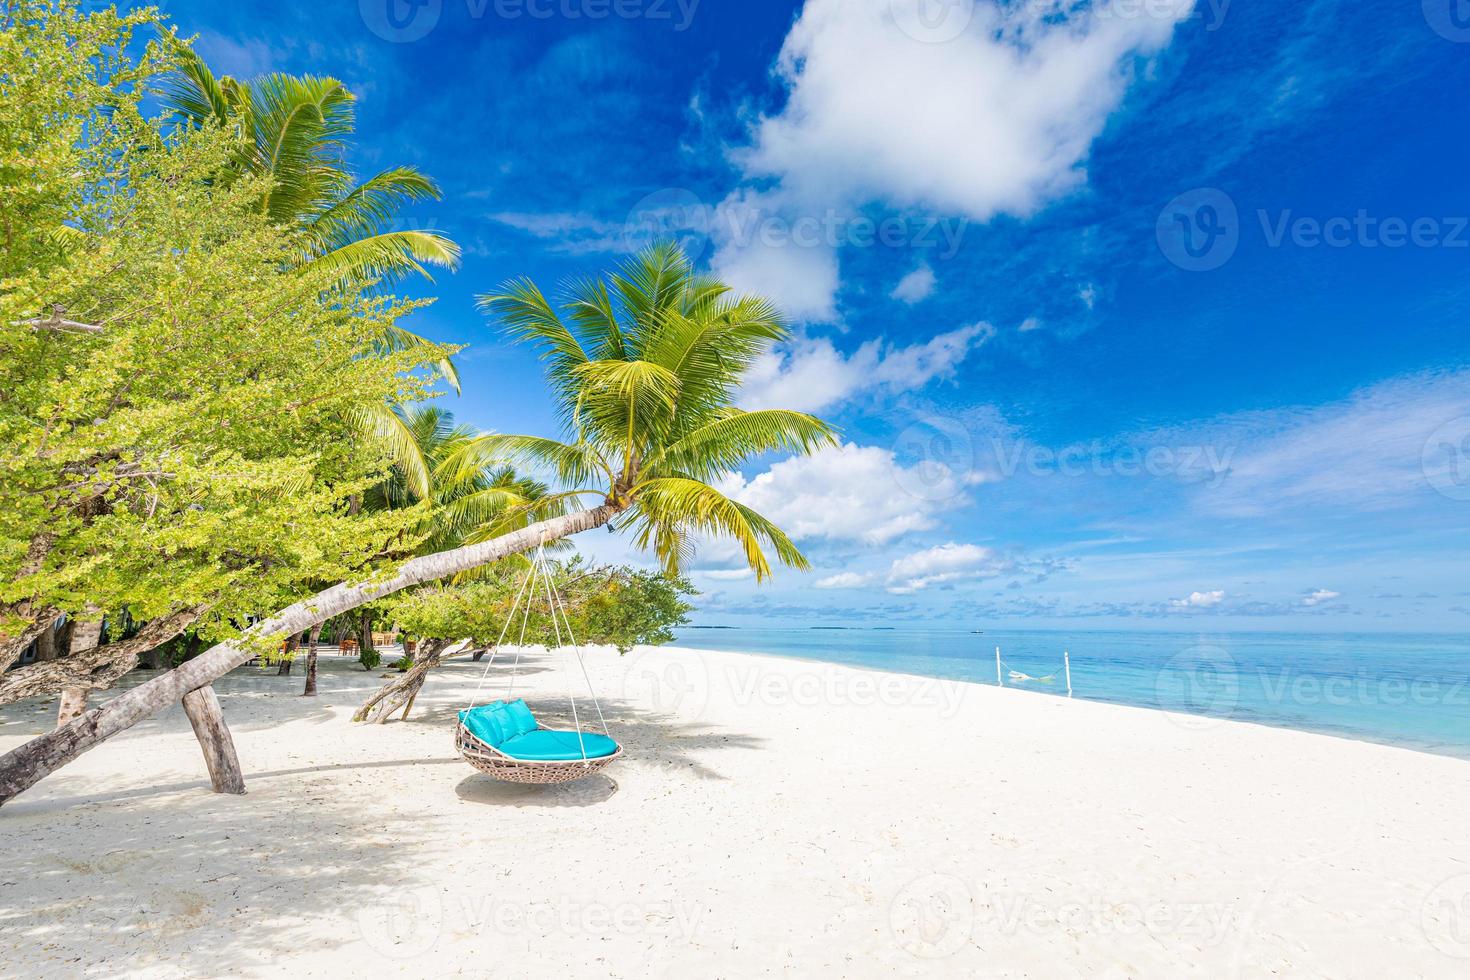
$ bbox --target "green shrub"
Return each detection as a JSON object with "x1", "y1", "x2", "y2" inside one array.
[{"x1": 359, "y1": 649, "x2": 381, "y2": 671}]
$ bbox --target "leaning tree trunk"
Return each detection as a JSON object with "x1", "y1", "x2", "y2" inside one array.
[
  {"x1": 352, "y1": 639, "x2": 471, "y2": 724},
  {"x1": 302, "y1": 623, "x2": 324, "y2": 697},
  {"x1": 0, "y1": 504, "x2": 618, "y2": 805}
]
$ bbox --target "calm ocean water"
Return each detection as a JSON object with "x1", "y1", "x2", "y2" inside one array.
[{"x1": 671, "y1": 627, "x2": 1470, "y2": 759}]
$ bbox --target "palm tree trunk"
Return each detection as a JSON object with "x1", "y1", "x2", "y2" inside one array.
[
  {"x1": 0, "y1": 504, "x2": 618, "y2": 805},
  {"x1": 302, "y1": 623, "x2": 323, "y2": 696}
]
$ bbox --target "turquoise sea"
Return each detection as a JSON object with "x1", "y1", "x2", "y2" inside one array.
[{"x1": 671, "y1": 628, "x2": 1470, "y2": 759}]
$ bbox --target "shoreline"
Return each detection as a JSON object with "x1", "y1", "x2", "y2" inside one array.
[{"x1": 3, "y1": 644, "x2": 1468, "y2": 975}]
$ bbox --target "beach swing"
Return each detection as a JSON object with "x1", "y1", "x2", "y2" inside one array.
[{"x1": 455, "y1": 544, "x2": 623, "y2": 784}]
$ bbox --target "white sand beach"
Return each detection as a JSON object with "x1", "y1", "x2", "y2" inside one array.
[{"x1": 2, "y1": 645, "x2": 1468, "y2": 978}]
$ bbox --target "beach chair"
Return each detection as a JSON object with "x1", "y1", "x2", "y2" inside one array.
[
  {"x1": 456, "y1": 698, "x2": 621, "y2": 784},
  {"x1": 455, "y1": 543, "x2": 620, "y2": 784}
]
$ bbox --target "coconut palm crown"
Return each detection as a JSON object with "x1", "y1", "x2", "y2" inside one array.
[
  {"x1": 464, "y1": 242, "x2": 839, "y2": 582},
  {"x1": 159, "y1": 37, "x2": 459, "y2": 287}
]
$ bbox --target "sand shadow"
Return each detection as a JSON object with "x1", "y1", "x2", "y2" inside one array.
[{"x1": 453, "y1": 773, "x2": 619, "y2": 808}]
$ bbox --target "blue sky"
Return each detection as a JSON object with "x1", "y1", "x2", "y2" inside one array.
[{"x1": 148, "y1": 0, "x2": 1470, "y2": 630}]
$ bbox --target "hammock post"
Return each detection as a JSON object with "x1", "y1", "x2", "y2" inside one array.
[
  {"x1": 995, "y1": 646, "x2": 1003, "y2": 687},
  {"x1": 1064, "y1": 651, "x2": 1072, "y2": 698}
]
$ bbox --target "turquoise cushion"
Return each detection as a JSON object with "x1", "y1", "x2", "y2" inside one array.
[
  {"x1": 503, "y1": 698, "x2": 538, "y2": 737},
  {"x1": 497, "y1": 729, "x2": 619, "y2": 761},
  {"x1": 459, "y1": 705, "x2": 508, "y2": 747}
]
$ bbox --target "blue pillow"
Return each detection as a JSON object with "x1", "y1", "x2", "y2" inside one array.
[
  {"x1": 459, "y1": 705, "x2": 507, "y2": 747},
  {"x1": 503, "y1": 699, "x2": 538, "y2": 737}
]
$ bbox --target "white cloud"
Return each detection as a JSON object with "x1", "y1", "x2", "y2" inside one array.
[
  {"x1": 885, "y1": 542, "x2": 1005, "y2": 594},
  {"x1": 1187, "y1": 369, "x2": 1470, "y2": 516},
  {"x1": 718, "y1": 442, "x2": 972, "y2": 546},
  {"x1": 712, "y1": 0, "x2": 1194, "y2": 321},
  {"x1": 1018, "y1": 317, "x2": 1043, "y2": 333},
  {"x1": 890, "y1": 264, "x2": 936, "y2": 304},
  {"x1": 740, "y1": 323, "x2": 992, "y2": 413},
  {"x1": 485, "y1": 211, "x2": 627, "y2": 255},
  {"x1": 1301, "y1": 589, "x2": 1341, "y2": 607},
  {"x1": 814, "y1": 571, "x2": 877, "y2": 589},
  {"x1": 1171, "y1": 589, "x2": 1225, "y2": 609},
  {"x1": 740, "y1": 0, "x2": 1194, "y2": 218},
  {"x1": 708, "y1": 189, "x2": 841, "y2": 322}
]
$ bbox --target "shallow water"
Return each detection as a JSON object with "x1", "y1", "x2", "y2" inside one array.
[{"x1": 672, "y1": 627, "x2": 1470, "y2": 759}]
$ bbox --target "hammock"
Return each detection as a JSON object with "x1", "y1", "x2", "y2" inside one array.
[{"x1": 456, "y1": 544, "x2": 622, "y2": 784}]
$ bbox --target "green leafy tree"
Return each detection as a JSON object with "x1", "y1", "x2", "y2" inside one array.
[{"x1": 0, "y1": 3, "x2": 437, "y2": 709}]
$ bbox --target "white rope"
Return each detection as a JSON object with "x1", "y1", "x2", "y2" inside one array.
[
  {"x1": 533, "y1": 547, "x2": 588, "y2": 762},
  {"x1": 543, "y1": 557, "x2": 609, "y2": 738},
  {"x1": 464, "y1": 552, "x2": 537, "y2": 711},
  {"x1": 503, "y1": 548, "x2": 545, "y2": 699}
]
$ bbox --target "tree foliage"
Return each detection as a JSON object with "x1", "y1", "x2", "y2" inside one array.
[
  {"x1": 385, "y1": 559, "x2": 695, "y2": 655},
  {"x1": 0, "y1": 2, "x2": 446, "y2": 685}
]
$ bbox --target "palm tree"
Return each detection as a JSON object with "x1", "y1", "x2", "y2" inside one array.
[
  {"x1": 159, "y1": 38, "x2": 459, "y2": 287},
  {"x1": 455, "y1": 241, "x2": 839, "y2": 579},
  {"x1": 365, "y1": 405, "x2": 565, "y2": 559},
  {"x1": 0, "y1": 243, "x2": 838, "y2": 802}
]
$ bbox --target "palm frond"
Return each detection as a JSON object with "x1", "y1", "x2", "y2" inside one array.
[
  {"x1": 651, "y1": 409, "x2": 838, "y2": 478},
  {"x1": 439, "y1": 434, "x2": 612, "y2": 490},
  {"x1": 632, "y1": 477, "x2": 808, "y2": 581},
  {"x1": 352, "y1": 403, "x2": 431, "y2": 501},
  {"x1": 303, "y1": 230, "x2": 460, "y2": 284}
]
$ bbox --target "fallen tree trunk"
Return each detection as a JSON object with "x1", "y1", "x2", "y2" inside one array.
[
  {"x1": 352, "y1": 638, "x2": 471, "y2": 724},
  {"x1": 0, "y1": 504, "x2": 618, "y2": 805}
]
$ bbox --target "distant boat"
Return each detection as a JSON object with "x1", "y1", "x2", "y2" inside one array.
[{"x1": 971, "y1": 630, "x2": 985, "y2": 634}]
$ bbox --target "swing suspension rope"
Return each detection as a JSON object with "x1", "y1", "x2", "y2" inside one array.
[{"x1": 465, "y1": 544, "x2": 609, "y2": 761}]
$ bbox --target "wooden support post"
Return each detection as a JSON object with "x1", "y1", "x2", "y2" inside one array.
[
  {"x1": 181, "y1": 685, "x2": 246, "y2": 795},
  {"x1": 1064, "y1": 651, "x2": 1072, "y2": 698},
  {"x1": 995, "y1": 646, "x2": 1003, "y2": 687}
]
